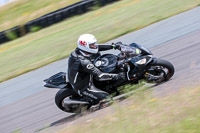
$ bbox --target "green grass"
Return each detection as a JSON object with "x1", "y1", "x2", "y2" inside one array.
[
  {"x1": 0, "y1": 0, "x2": 81, "y2": 31},
  {"x1": 58, "y1": 86, "x2": 200, "y2": 133},
  {"x1": 1, "y1": 0, "x2": 200, "y2": 82}
]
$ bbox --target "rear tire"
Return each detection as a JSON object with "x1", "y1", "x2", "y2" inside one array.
[{"x1": 55, "y1": 88, "x2": 74, "y2": 112}]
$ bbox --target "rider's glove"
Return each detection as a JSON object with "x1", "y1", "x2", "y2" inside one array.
[{"x1": 112, "y1": 42, "x2": 122, "y2": 50}]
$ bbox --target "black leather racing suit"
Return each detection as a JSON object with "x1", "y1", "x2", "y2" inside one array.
[{"x1": 68, "y1": 45, "x2": 118, "y2": 104}]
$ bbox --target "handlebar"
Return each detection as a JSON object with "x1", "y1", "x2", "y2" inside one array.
[{"x1": 115, "y1": 43, "x2": 141, "y2": 62}]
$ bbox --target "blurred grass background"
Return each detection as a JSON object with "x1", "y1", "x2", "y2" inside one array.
[
  {"x1": 0, "y1": 0, "x2": 81, "y2": 31},
  {"x1": 58, "y1": 86, "x2": 200, "y2": 133},
  {"x1": 0, "y1": 0, "x2": 200, "y2": 82}
]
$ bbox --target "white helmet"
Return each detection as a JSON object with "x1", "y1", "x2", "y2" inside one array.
[{"x1": 77, "y1": 34, "x2": 98, "y2": 54}]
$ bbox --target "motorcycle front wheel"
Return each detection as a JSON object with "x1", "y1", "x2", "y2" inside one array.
[{"x1": 145, "y1": 59, "x2": 175, "y2": 83}]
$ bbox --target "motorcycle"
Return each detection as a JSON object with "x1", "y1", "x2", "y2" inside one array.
[{"x1": 43, "y1": 43, "x2": 175, "y2": 113}]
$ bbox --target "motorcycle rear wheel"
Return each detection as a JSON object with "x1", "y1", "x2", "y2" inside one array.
[
  {"x1": 55, "y1": 88, "x2": 91, "y2": 113},
  {"x1": 55, "y1": 88, "x2": 75, "y2": 112}
]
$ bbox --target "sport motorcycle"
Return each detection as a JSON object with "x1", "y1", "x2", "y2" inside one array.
[{"x1": 44, "y1": 43, "x2": 175, "y2": 113}]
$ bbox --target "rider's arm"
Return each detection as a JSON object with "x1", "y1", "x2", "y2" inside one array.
[
  {"x1": 78, "y1": 55, "x2": 120, "y2": 81},
  {"x1": 98, "y1": 45, "x2": 113, "y2": 51},
  {"x1": 98, "y1": 42, "x2": 121, "y2": 51}
]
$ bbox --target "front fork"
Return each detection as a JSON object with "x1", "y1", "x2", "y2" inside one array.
[
  {"x1": 144, "y1": 57, "x2": 165, "y2": 82},
  {"x1": 127, "y1": 56, "x2": 157, "y2": 81}
]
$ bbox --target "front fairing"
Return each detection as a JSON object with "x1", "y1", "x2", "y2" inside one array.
[{"x1": 131, "y1": 55, "x2": 153, "y2": 68}]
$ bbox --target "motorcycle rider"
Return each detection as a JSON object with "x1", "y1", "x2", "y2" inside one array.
[{"x1": 68, "y1": 34, "x2": 137, "y2": 105}]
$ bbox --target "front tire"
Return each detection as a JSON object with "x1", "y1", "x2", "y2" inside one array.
[
  {"x1": 146, "y1": 59, "x2": 175, "y2": 82},
  {"x1": 155, "y1": 59, "x2": 175, "y2": 80}
]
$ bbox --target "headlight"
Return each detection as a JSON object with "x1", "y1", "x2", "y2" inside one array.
[
  {"x1": 43, "y1": 81, "x2": 47, "y2": 86},
  {"x1": 136, "y1": 58, "x2": 147, "y2": 64}
]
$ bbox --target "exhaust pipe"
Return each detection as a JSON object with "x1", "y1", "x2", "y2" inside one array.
[
  {"x1": 63, "y1": 99, "x2": 90, "y2": 105},
  {"x1": 62, "y1": 99, "x2": 90, "y2": 113}
]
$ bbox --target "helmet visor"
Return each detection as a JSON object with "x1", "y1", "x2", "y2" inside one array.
[{"x1": 89, "y1": 43, "x2": 97, "y2": 49}]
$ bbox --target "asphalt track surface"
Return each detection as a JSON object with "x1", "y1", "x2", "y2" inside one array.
[{"x1": 0, "y1": 7, "x2": 200, "y2": 133}]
